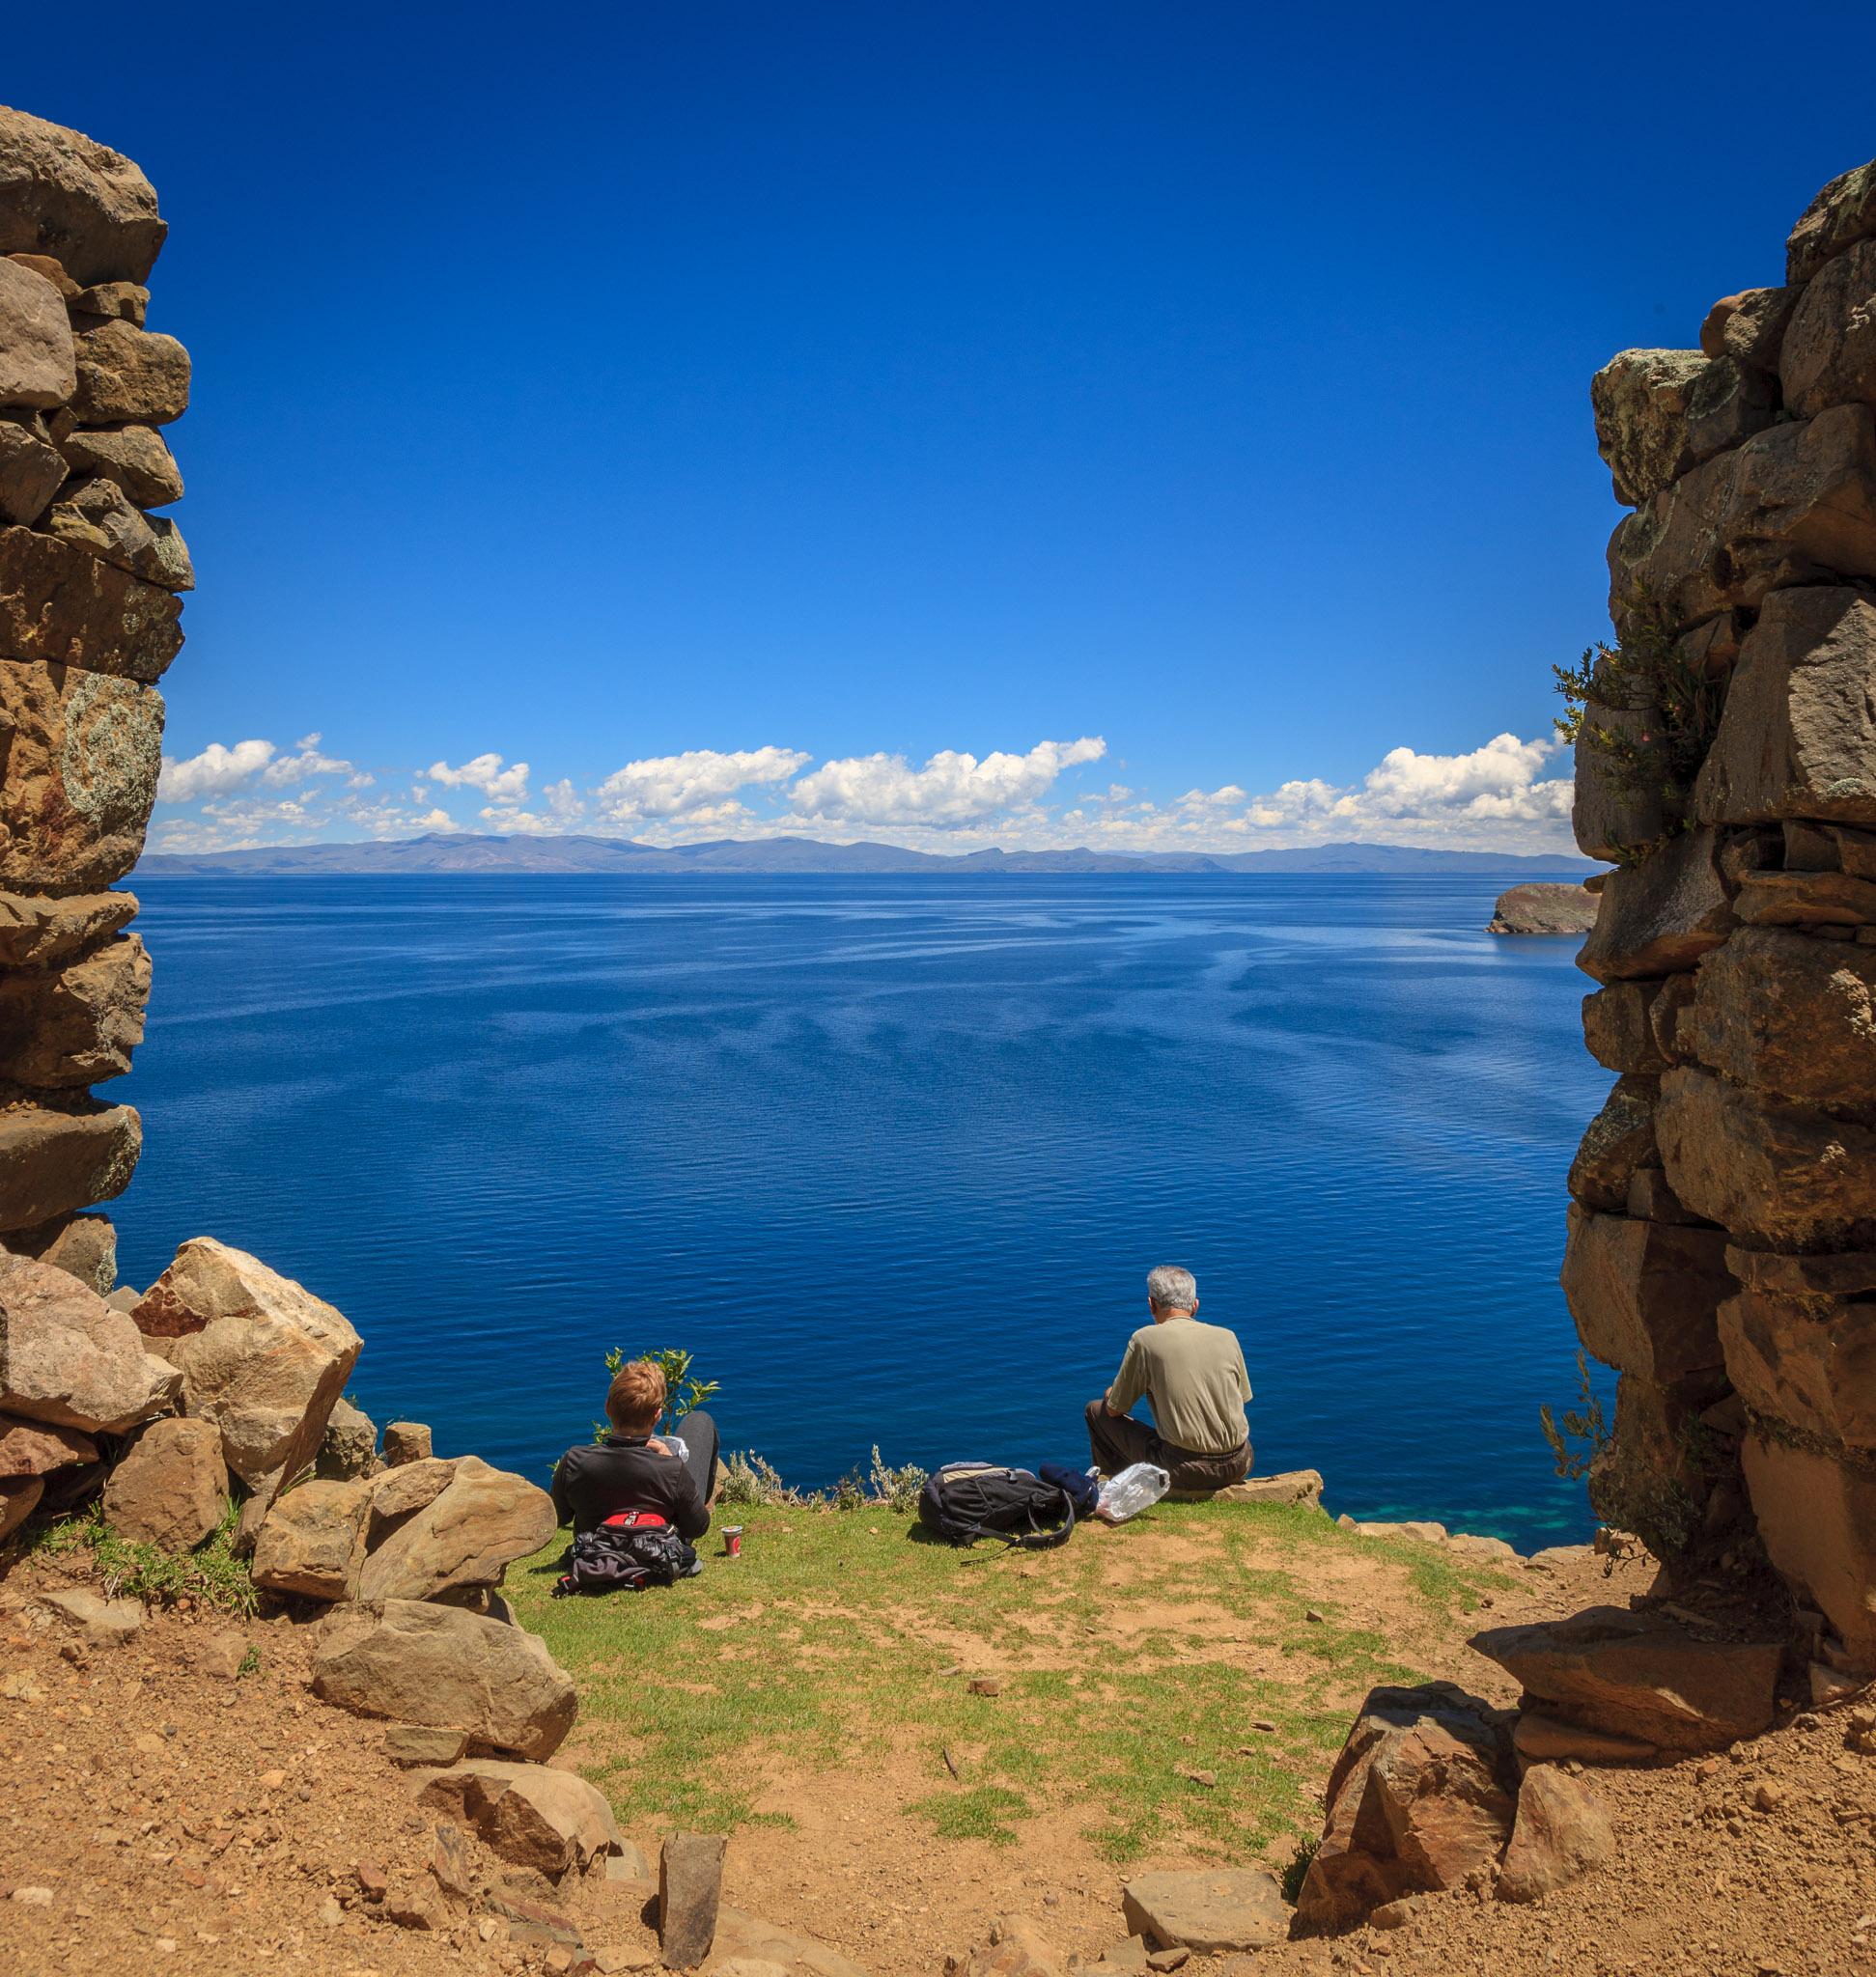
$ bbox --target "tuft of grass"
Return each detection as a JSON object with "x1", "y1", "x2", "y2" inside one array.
[
  {"x1": 25, "y1": 1497, "x2": 260, "y2": 1616},
  {"x1": 910, "y1": 1786, "x2": 1032, "y2": 1847}
]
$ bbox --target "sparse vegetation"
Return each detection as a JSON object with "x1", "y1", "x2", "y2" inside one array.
[
  {"x1": 1540, "y1": 1348, "x2": 1612, "y2": 1482},
  {"x1": 596, "y1": 1345, "x2": 723, "y2": 1441},
  {"x1": 24, "y1": 1497, "x2": 260, "y2": 1616}
]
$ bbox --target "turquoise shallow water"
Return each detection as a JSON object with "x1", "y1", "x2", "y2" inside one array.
[{"x1": 108, "y1": 872, "x2": 1610, "y2": 1548}]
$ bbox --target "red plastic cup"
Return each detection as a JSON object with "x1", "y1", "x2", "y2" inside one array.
[{"x1": 722, "y1": 1526, "x2": 743, "y2": 1557}]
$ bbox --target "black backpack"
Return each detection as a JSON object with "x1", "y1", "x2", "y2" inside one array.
[
  {"x1": 917, "y1": 1462, "x2": 1077, "y2": 1550},
  {"x1": 552, "y1": 1509, "x2": 699, "y2": 1596}
]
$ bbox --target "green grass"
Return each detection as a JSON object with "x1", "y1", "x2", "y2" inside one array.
[
  {"x1": 21, "y1": 1497, "x2": 260, "y2": 1615},
  {"x1": 505, "y1": 1499, "x2": 1517, "y2": 1867}
]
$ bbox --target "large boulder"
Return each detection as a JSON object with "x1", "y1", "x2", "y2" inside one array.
[
  {"x1": 1582, "y1": 981, "x2": 1671, "y2": 1075},
  {"x1": 1684, "y1": 926, "x2": 1876, "y2": 1100},
  {"x1": 1692, "y1": 589, "x2": 1876, "y2": 829},
  {"x1": 1741, "y1": 1434, "x2": 1876, "y2": 1669},
  {"x1": 100, "y1": 1415, "x2": 224, "y2": 1552},
  {"x1": 1731, "y1": 870, "x2": 1876, "y2": 926},
  {"x1": 1565, "y1": 1076, "x2": 1660, "y2": 1211},
  {"x1": 1295, "y1": 1684, "x2": 1515, "y2": 1933},
  {"x1": 316, "y1": 1395, "x2": 378, "y2": 1481},
  {"x1": 131, "y1": 1237, "x2": 361, "y2": 1494},
  {"x1": 0, "y1": 1250, "x2": 176, "y2": 1431},
  {"x1": 0, "y1": 889, "x2": 137, "y2": 971},
  {"x1": 1701, "y1": 286, "x2": 1804, "y2": 373},
  {"x1": 1559, "y1": 1206, "x2": 1731, "y2": 1383},
  {"x1": 1576, "y1": 829, "x2": 1736, "y2": 983},
  {"x1": 310, "y1": 1598, "x2": 577, "y2": 1760},
  {"x1": 0, "y1": 1101, "x2": 140, "y2": 1233},
  {"x1": 0, "y1": 527, "x2": 184, "y2": 682},
  {"x1": 250, "y1": 1477, "x2": 372, "y2": 1599},
  {"x1": 1589, "y1": 348, "x2": 1777, "y2": 508},
  {"x1": 0, "y1": 413, "x2": 68, "y2": 525},
  {"x1": 0, "y1": 1473, "x2": 42, "y2": 1542},
  {"x1": 1605, "y1": 404, "x2": 1876, "y2": 640},
  {"x1": 1781, "y1": 236, "x2": 1876, "y2": 419},
  {"x1": 69, "y1": 320, "x2": 188, "y2": 428},
  {"x1": 57, "y1": 425, "x2": 182, "y2": 511},
  {"x1": 42, "y1": 478, "x2": 192, "y2": 593},
  {"x1": 0, "y1": 258, "x2": 75, "y2": 410},
  {"x1": 408, "y1": 1759, "x2": 624, "y2": 1879},
  {"x1": 0, "y1": 933, "x2": 150, "y2": 1086},
  {"x1": 1657, "y1": 1065, "x2": 1876, "y2": 1249},
  {"x1": 1495, "y1": 1766, "x2": 1615, "y2": 1904},
  {"x1": 357, "y1": 1454, "x2": 557, "y2": 1603},
  {"x1": 1120, "y1": 1871, "x2": 1287, "y2": 1952},
  {"x1": 0, "y1": 1410, "x2": 95, "y2": 1473},
  {"x1": 1787, "y1": 155, "x2": 1876, "y2": 287},
  {"x1": 2, "y1": 1209, "x2": 118, "y2": 1295},
  {"x1": 0, "y1": 657, "x2": 164, "y2": 891},
  {"x1": 1718, "y1": 1288, "x2": 1876, "y2": 1447},
  {"x1": 0, "y1": 107, "x2": 166, "y2": 286},
  {"x1": 1468, "y1": 1606, "x2": 1780, "y2": 1750}
]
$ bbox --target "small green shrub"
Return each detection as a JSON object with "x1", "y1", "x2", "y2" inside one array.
[
  {"x1": 27, "y1": 1498, "x2": 259, "y2": 1616},
  {"x1": 717, "y1": 1451, "x2": 822, "y2": 1510},
  {"x1": 1540, "y1": 1349, "x2": 1611, "y2": 1482},
  {"x1": 595, "y1": 1346, "x2": 722, "y2": 1440},
  {"x1": 867, "y1": 1446, "x2": 928, "y2": 1516},
  {"x1": 1279, "y1": 1835, "x2": 1320, "y2": 1905}
]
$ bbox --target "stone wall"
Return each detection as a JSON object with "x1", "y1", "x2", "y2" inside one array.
[
  {"x1": 1567, "y1": 154, "x2": 1876, "y2": 1685},
  {"x1": 0, "y1": 105, "x2": 189, "y2": 1293}
]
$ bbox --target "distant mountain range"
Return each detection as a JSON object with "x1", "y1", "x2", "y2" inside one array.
[{"x1": 133, "y1": 833, "x2": 1595, "y2": 877}]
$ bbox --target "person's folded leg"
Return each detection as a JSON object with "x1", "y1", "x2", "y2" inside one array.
[
  {"x1": 1085, "y1": 1397, "x2": 1158, "y2": 1477},
  {"x1": 676, "y1": 1409, "x2": 719, "y2": 1505}
]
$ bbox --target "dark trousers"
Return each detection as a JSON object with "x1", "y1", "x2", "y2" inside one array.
[
  {"x1": 668, "y1": 1409, "x2": 720, "y2": 1504},
  {"x1": 1084, "y1": 1397, "x2": 1250, "y2": 1492}
]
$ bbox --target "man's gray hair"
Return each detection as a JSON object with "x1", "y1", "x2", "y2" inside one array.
[{"x1": 1146, "y1": 1265, "x2": 1198, "y2": 1313}]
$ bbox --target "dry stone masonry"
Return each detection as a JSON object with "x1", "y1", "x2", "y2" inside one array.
[{"x1": 1570, "y1": 150, "x2": 1876, "y2": 1692}]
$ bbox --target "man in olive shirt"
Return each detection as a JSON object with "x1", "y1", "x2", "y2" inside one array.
[{"x1": 1084, "y1": 1266, "x2": 1252, "y2": 1491}]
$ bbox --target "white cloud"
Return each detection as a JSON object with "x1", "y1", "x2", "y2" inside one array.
[
  {"x1": 426, "y1": 753, "x2": 530, "y2": 801},
  {"x1": 1239, "y1": 734, "x2": 1572, "y2": 835},
  {"x1": 156, "y1": 739, "x2": 276, "y2": 803},
  {"x1": 261, "y1": 738, "x2": 355, "y2": 788},
  {"x1": 788, "y1": 737, "x2": 1106, "y2": 827},
  {"x1": 596, "y1": 747, "x2": 811, "y2": 823}
]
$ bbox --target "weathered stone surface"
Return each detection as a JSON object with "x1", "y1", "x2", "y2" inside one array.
[
  {"x1": 1560, "y1": 1206, "x2": 1731, "y2": 1382},
  {"x1": 0, "y1": 889, "x2": 136, "y2": 969},
  {"x1": 1119, "y1": 1872, "x2": 1286, "y2": 1953},
  {"x1": 954, "y1": 1915, "x2": 1060, "y2": 1977},
  {"x1": 1721, "y1": 1288, "x2": 1876, "y2": 1451},
  {"x1": 1582, "y1": 981, "x2": 1669, "y2": 1074},
  {"x1": 1573, "y1": 701, "x2": 1663, "y2": 860},
  {"x1": 1788, "y1": 156, "x2": 1876, "y2": 287},
  {"x1": 1577, "y1": 829, "x2": 1736, "y2": 984},
  {"x1": 358, "y1": 1454, "x2": 559, "y2": 1603},
  {"x1": 0, "y1": 1470, "x2": 41, "y2": 1540},
  {"x1": 251, "y1": 1477, "x2": 371, "y2": 1600},
  {"x1": 1468, "y1": 1605, "x2": 1780, "y2": 1750},
  {"x1": 0, "y1": 258, "x2": 75, "y2": 411},
  {"x1": 0, "y1": 415, "x2": 66, "y2": 525},
  {"x1": 0, "y1": 108, "x2": 166, "y2": 287},
  {"x1": 2, "y1": 1209, "x2": 117, "y2": 1294},
  {"x1": 1733, "y1": 871, "x2": 1876, "y2": 926},
  {"x1": 132, "y1": 1237, "x2": 361, "y2": 1491},
  {"x1": 311, "y1": 1598, "x2": 577, "y2": 1759},
  {"x1": 410, "y1": 1759, "x2": 624, "y2": 1879},
  {"x1": 1606, "y1": 405, "x2": 1876, "y2": 639},
  {"x1": 382, "y1": 1420, "x2": 434, "y2": 1465},
  {"x1": 1684, "y1": 927, "x2": 1876, "y2": 1100},
  {"x1": 0, "y1": 527, "x2": 184, "y2": 682},
  {"x1": 1566, "y1": 1076, "x2": 1659, "y2": 1212},
  {"x1": 1496, "y1": 1765, "x2": 1616, "y2": 1903},
  {"x1": 1487, "y1": 883, "x2": 1596, "y2": 936},
  {"x1": 0, "y1": 933, "x2": 149, "y2": 1087},
  {"x1": 1724, "y1": 1243, "x2": 1876, "y2": 1295},
  {"x1": 317, "y1": 1395, "x2": 378, "y2": 1481},
  {"x1": 70, "y1": 320, "x2": 188, "y2": 428},
  {"x1": 1296, "y1": 1684, "x2": 1513, "y2": 1933},
  {"x1": 1648, "y1": 970, "x2": 1698, "y2": 1064},
  {"x1": 383, "y1": 1722, "x2": 468, "y2": 1766},
  {"x1": 369, "y1": 1455, "x2": 457, "y2": 1521},
  {"x1": 1744, "y1": 1436, "x2": 1876, "y2": 1667},
  {"x1": 1701, "y1": 287, "x2": 1804, "y2": 372},
  {"x1": 42, "y1": 478, "x2": 192, "y2": 592},
  {"x1": 72, "y1": 281, "x2": 147, "y2": 324},
  {"x1": 58, "y1": 424, "x2": 181, "y2": 509},
  {"x1": 1510, "y1": 1713, "x2": 1655, "y2": 1763},
  {"x1": 1165, "y1": 1468, "x2": 1324, "y2": 1508},
  {"x1": 0, "y1": 1249, "x2": 176, "y2": 1430},
  {"x1": 36, "y1": 1584, "x2": 142, "y2": 1646},
  {"x1": 662, "y1": 1831, "x2": 727, "y2": 1970},
  {"x1": 1589, "y1": 350, "x2": 1775, "y2": 509},
  {"x1": 101, "y1": 1414, "x2": 224, "y2": 1551},
  {"x1": 0, "y1": 1409, "x2": 94, "y2": 1473},
  {"x1": 1658, "y1": 1066, "x2": 1876, "y2": 1249},
  {"x1": 1781, "y1": 237, "x2": 1876, "y2": 419},
  {"x1": 0, "y1": 1101, "x2": 140, "y2": 1232},
  {"x1": 1626, "y1": 1166, "x2": 1708, "y2": 1225},
  {"x1": 708, "y1": 1909, "x2": 869, "y2": 1977},
  {"x1": 1365, "y1": 1715, "x2": 1516, "y2": 1889},
  {"x1": 0, "y1": 657, "x2": 165, "y2": 890}
]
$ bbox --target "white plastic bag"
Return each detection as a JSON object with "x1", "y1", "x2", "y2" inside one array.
[{"x1": 1095, "y1": 1462, "x2": 1170, "y2": 1523}]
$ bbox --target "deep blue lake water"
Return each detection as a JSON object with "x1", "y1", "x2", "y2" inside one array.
[{"x1": 107, "y1": 874, "x2": 1611, "y2": 1548}]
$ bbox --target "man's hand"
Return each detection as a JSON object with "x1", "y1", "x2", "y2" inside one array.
[{"x1": 647, "y1": 1437, "x2": 672, "y2": 1457}]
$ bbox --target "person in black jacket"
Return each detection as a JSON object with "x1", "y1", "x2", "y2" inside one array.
[{"x1": 550, "y1": 1359, "x2": 717, "y2": 1542}]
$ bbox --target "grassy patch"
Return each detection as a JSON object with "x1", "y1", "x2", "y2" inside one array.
[
  {"x1": 23, "y1": 1498, "x2": 260, "y2": 1615},
  {"x1": 910, "y1": 1785, "x2": 1032, "y2": 1846}
]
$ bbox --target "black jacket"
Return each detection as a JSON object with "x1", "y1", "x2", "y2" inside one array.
[{"x1": 550, "y1": 1434, "x2": 711, "y2": 1541}]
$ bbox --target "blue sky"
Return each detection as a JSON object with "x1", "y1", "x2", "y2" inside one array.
[{"x1": 15, "y1": 2, "x2": 1876, "y2": 853}]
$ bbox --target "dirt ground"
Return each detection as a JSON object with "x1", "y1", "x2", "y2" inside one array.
[{"x1": 0, "y1": 1539, "x2": 1867, "y2": 1977}]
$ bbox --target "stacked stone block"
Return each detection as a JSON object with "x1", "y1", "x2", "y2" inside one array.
[
  {"x1": 1568, "y1": 154, "x2": 1876, "y2": 1683},
  {"x1": 0, "y1": 105, "x2": 189, "y2": 1289}
]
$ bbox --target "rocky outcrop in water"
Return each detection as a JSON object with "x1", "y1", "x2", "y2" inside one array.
[
  {"x1": 1568, "y1": 150, "x2": 1876, "y2": 1689},
  {"x1": 0, "y1": 104, "x2": 186, "y2": 1275}
]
